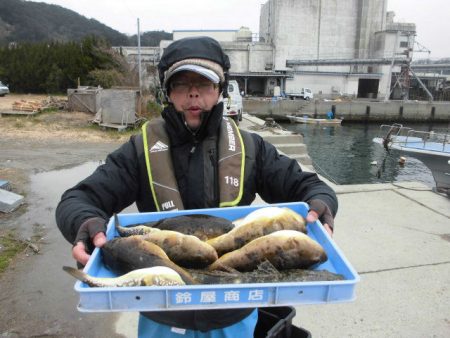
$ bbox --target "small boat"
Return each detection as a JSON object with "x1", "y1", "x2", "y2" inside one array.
[
  {"x1": 286, "y1": 114, "x2": 343, "y2": 125},
  {"x1": 373, "y1": 123, "x2": 450, "y2": 196}
]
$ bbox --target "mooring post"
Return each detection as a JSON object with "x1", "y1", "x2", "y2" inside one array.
[{"x1": 365, "y1": 105, "x2": 370, "y2": 122}]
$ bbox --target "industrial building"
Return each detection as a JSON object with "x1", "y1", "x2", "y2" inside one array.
[
  {"x1": 117, "y1": 0, "x2": 442, "y2": 100},
  {"x1": 241, "y1": 0, "x2": 416, "y2": 99}
]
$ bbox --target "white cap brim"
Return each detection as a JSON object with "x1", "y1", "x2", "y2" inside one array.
[{"x1": 166, "y1": 64, "x2": 220, "y2": 84}]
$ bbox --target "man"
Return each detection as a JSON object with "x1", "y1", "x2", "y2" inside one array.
[{"x1": 56, "y1": 36, "x2": 337, "y2": 337}]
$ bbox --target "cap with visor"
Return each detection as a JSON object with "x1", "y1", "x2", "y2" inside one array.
[{"x1": 158, "y1": 36, "x2": 230, "y2": 98}]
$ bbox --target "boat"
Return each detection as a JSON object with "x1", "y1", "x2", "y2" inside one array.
[
  {"x1": 286, "y1": 114, "x2": 343, "y2": 125},
  {"x1": 373, "y1": 123, "x2": 450, "y2": 196}
]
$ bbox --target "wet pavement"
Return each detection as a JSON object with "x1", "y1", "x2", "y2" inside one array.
[
  {"x1": 0, "y1": 162, "x2": 128, "y2": 337},
  {"x1": 292, "y1": 183, "x2": 450, "y2": 338}
]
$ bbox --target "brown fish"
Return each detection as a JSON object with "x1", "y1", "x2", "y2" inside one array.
[
  {"x1": 141, "y1": 230, "x2": 218, "y2": 268},
  {"x1": 189, "y1": 261, "x2": 343, "y2": 284},
  {"x1": 207, "y1": 207, "x2": 307, "y2": 256},
  {"x1": 114, "y1": 214, "x2": 161, "y2": 237},
  {"x1": 63, "y1": 265, "x2": 185, "y2": 287},
  {"x1": 142, "y1": 214, "x2": 235, "y2": 241},
  {"x1": 101, "y1": 236, "x2": 198, "y2": 285},
  {"x1": 208, "y1": 230, "x2": 327, "y2": 272}
]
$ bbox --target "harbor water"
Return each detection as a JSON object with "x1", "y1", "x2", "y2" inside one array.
[{"x1": 280, "y1": 122, "x2": 450, "y2": 188}]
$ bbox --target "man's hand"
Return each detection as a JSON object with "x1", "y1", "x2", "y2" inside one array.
[
  {"x1": 73, "y1": 217, "x2": 107, "y2": 266},
  {"x1": 306, "y1": 199, "x2": 334, "y2": 236}
]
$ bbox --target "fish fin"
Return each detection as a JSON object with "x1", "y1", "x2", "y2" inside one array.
[
  {"x1": 208, "y1": 261, "x2": 234, "y2": 272},
  {"x1": 63, "y1": 266, "x2": 89, "y2": 283},
  {"x1": 114, "y1": 213, "x2": 121, "y2": 229}
]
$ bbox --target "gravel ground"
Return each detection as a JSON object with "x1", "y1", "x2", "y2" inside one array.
[{"x1": 0, "y1": 94, "x2": 132, "y2": 337}]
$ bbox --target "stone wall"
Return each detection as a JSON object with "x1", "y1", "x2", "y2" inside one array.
[{"x1": 244, "y1": 98, "x2": 450, "y2": 122}]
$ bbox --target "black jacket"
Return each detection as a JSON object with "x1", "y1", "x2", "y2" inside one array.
[{"x1": 56, "y1": 103, "x2": 338, "y2": 331}]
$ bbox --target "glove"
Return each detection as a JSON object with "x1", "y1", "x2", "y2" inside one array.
[
  {"x1": 307, "y1": 199, "x2": 334, "y2": 231},
  {"x1": 73, "y1": 217, "x2": 107, "y2": 255}
]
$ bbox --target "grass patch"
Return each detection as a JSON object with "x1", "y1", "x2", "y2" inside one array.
[
  {"x1": 0, "y1": 231, "x2": 27, "y2": 273},
  {"x1": 13, "y1": 119, "x2": 25, "y2": 128},
  {"x1": 40, "y1": 107, "x2": 59, "y2": 113},
  {"x1": 146, "y1": 100, "x2": 164, "y2": 115},
  {"x1": 84, "y1": 123, "x2": 140, "y2": 139}
]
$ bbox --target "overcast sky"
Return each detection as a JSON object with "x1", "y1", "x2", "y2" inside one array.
[{"x1": 33, "y1": 0, "x2": 450, "y2": 59}]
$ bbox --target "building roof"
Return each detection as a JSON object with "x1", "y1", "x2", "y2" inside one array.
[
  {"x1": 230, "y1": 72, "x2": 292, "y2": 78},
  {"x1": 173, "y1": 29, "x2": 238, "y2": 32}
]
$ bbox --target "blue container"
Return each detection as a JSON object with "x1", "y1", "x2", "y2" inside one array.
[{"x1": 73, "y1": 202, "x2": 360, "y2": 312}]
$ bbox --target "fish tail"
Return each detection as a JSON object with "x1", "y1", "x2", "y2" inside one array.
[
  {"x1": 183, "y1": 275, "x2": 200, "y2": 285},
  {"x1": 63, "y1": 266, "x2": 90, "y2": 283},
  {"x1": 114, "y1": 213, "x2": 120, "y2": 224},
  {"x1": 114, "y1": 214, "x2": 122, "y2": 232},
  {"x1": 173, "y1": 266, "x2": 200, "y2": 285}
]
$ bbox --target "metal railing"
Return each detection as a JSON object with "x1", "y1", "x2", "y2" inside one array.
[{"x1": 378, "y1": 123, "x2": 449, "y2": 152}]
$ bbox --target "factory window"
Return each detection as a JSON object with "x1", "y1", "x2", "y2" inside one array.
[{"x1": 400, "y1": 41, "x2": 408, "y2": 48}]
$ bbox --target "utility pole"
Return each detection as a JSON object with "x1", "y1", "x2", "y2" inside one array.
[
  {"x1": 137, "y1": 18, "x2": 142, "y2": 95},
  {"x1": 384, "y1": 31, "x2": 400, "y2": 102}
]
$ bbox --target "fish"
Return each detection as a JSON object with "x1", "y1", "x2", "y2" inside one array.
[
  {"x1": 147, "y1": 214, "x2": 235, "y2": 241},
  {"x1": 101, "y1": 236, "x2": 198, "y2": 285},
  {"x1": 141, "y1": 230, "x2": 218, "y2": 268},
  {"x1": 189, "y1": 260, "x2": 344, "y2": 284},
  {"x1": 114, "y1": 214, "x2": 161, "y2": 237},
  {"x1": 207, "y1": 207, "x2": 307, "y2": 256},
  {"x1": 63, "y1": 265, "x2": 185, "y2": 287},
  {"x1": 208, "y1": 230, "x2": 327, "y2": 272}
]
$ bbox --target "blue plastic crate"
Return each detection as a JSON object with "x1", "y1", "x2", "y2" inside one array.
[{"x1": 73, "y1": 202, "x2": 360, "y2": 312}]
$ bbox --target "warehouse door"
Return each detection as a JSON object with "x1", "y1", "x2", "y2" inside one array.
[{"x1": 357, "y1": 79, "x2": 379, "y2": 99}]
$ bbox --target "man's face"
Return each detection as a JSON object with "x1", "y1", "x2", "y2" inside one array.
[{"x1": 168, "y1": 71, "x2": 220, "y2": 129}]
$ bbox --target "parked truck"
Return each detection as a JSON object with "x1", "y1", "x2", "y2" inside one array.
[
  {"x1": 286, "y1": 88, "x2": 313, "y2": 100},
  {"x1": 221, "y1": 80, "x2": 243, "y2": 125}
]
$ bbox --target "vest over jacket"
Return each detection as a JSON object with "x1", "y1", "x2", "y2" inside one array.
[{"x1": 137, "y1": 106, "x2": 256, "y2": 330}]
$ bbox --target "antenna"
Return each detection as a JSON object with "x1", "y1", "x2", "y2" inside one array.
[
  {"x1": 389, "y1": 36, "x2": 433, "y2": 101},
  {"x1": 414, "y1": 40, "x2": 431, "y2": 55}
]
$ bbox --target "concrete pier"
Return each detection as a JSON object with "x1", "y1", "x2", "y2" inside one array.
[
  {"x1": 244, "y1": 98, "x2": 450, "y2": 123},
  {"x1": 241, "y1": 114, "x2": 313, "y2": 167},
  {"x1": 290, "y1": 182, "x2": 450, "y2": 338}
]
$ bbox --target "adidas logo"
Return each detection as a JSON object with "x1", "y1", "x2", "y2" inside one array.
[{"x1": 150, "y1": 141, "x2": 168, "y2": 153}]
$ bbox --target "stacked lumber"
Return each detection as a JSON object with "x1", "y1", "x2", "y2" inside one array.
[
  {"x1": 12, "y1": 100, "x2": 43, "y2": 112},
  {"x1": 11, "y1": 97, "x2": 68, "y2": 113}
]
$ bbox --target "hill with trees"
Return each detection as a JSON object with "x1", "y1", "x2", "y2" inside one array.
[
  {"x1": 0, "y1": 36, "x2": 133, "y2": 93},
  {"x1": 128, "y1": 31, "x2": 173, "y2": 46},
  {"x1": 0, "y1": 0, "x2": 174, "y2": 94},
  {"x1": 0, "y1": 0, "x2": 172, "y2": 46}
]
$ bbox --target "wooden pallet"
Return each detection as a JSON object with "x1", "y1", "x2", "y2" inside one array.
[
  {"x1": 98, "y1": 122, "x2": 128, "y2": 132},
  {"x1": 0, "y1": 109, "x2": 40, "y2": 117},
  {"x1": 12, "y1": 100, "x2": 43, "y2": 112}
]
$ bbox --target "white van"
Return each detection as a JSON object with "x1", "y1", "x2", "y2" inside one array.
[{"x1": 222, "y1": 80, "x2": 243, "y2": 124}]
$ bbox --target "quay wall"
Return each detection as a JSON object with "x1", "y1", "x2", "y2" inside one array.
[{"x1": 244, "y1": 99, "x2": 450, "y2": 122}]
